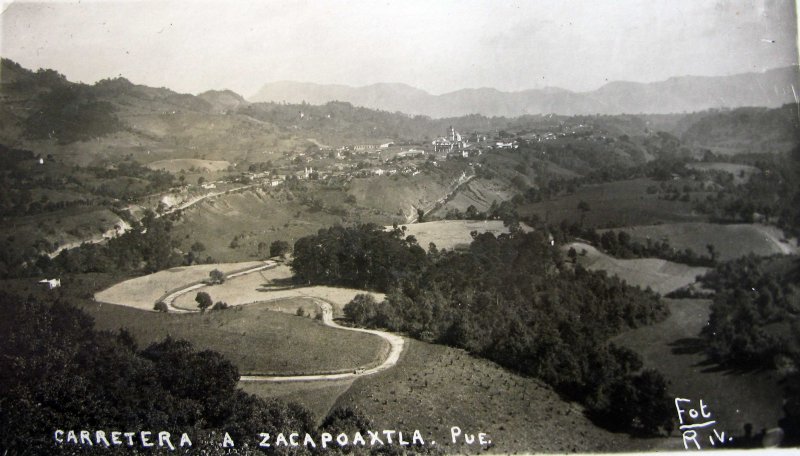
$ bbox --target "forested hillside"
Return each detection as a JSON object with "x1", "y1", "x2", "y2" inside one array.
[
  {"x1": 292, "y1": 225, "x2": 673, "y2": 435},
  {"x1": 0, "y1": 292, "x2": 316, "y2": 453}
]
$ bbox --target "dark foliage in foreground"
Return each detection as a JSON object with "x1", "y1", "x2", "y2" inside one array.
[
  {"x1": 699, "y1": 255, "x2": 800, "y2": 445},
  {"x1": 700, "y1": 256, "x2": 800, "y2": 369},
  {"x1": 0, "y1": 292, "x2": 315, "y2": 454},
  {"x1": 296, "y1": 225, "x2": 673, "y2": 435}
]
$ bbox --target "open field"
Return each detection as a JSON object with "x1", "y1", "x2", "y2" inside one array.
[
  {"x1": 146, "y1": 158, "x2": 231, "y2": 173},
  {"x1": 612, "y1": 298, "x2": 785, "y2": 450},
  {"x1": 94, "y1": 261, "x2": 267, "y2": 310},
  {"x1": 172, "y1": 188, "x2": 347, "y2": 263},
  {"x1": 170, "y1": 264, "x2": 384, "y2": 316},
  {"x1": 605, "y1": 222, "x2": 799, "y2": 262},
  {"x1": 81, "y1": 298, "x2": 389, "y2": 376},
  {"x1": 566, "y1": 242, "x2": 709, "y2": 295},
  {"x1": 518, "y1": 177, "x2": 708, "y2": 228},
  {"x1": 332, "y1": 338, "x2": 649, "y2": 454},
  {"x1": 391, "y1": 220, "x2": 522, "y2": 251},
  {"x1": 686, "y1": 162, "x2": 760, "y2": 185}
]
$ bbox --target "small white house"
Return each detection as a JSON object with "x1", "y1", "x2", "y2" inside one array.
[{"x1": 39, "y1": 278, "x2": 61, "y2": 289}]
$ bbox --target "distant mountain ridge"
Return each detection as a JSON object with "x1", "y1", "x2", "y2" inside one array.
[{"x1": 250, "y1": 67, "x2": 799, "y2": 117}]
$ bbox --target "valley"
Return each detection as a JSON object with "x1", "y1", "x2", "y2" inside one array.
[{"x1": 2, "y1": 56, "x2": 799, "y2": 454}]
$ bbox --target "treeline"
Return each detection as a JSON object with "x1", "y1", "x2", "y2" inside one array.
[
  {"x1": 561, "y1": 223, "x2": 716, "y2": 267},
  {"x1": 694, "y1": 148, "x2": 800, "y2": 238},
  {"x1": 698, "y1": 255, "x2": 800, "y2": 445},
  {"x1": 699, "y1": 255, "x2": 800, "y2": 368},
  {"x1": 291, "y1": 224, "x2": 427, "y2": 291},
  {"x1": 15, "y1": 211, "x2": 184, "y2": 279},
  {"x1": 294, "y1": 225, "x2": 673, "y2": 435},
  {"x1": 0, "y1": 292, "x2": 316, "y2": 453}
]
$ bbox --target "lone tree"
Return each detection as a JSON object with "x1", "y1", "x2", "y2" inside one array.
[
  {"x1": 209, "y1": 269, "x2": 226, "y2": 284},
  {"x1": 195, "y1": 291, "x2": 212, "y2": 312},
  {"x1": 153, "y1": 301, "x2": 168, "y2": 313},
  {"x1": 270, "y1": 240, "x2": 290, "y2": 258}
]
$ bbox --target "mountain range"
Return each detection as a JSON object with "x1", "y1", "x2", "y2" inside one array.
[{"x1": 250, "y1": 67, "x2": 799, "y2": 118}]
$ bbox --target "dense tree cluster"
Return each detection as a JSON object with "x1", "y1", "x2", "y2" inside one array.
[
  {"x1": 699, "y1": 256, "x2": 800, "y2": 368},
  {"x1": 297, "y1": 225, "x2": 672, "y2": 435},
  {"x1": 694, "y1": 148, "x2": 800, "y2": 238},
  {"x1": 699, "y1": 255, "x2": 800, "y2": 445},
  {"x1": 23, "y1": 85, "x2": 125, "y2": 144},
  {"x1": 28, "y1": 211, "x2": 183, "y2": 277},
  {"x1": 291, "y1": 224, "x2": 427, "y2": 292},
  {"x1": 0, "y1": 292, "x2": 315, "y2": 453}
]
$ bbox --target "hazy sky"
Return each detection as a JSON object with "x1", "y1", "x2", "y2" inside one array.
[{"x1": 1, "y1": 0, "x2": 797, "y2": 97}]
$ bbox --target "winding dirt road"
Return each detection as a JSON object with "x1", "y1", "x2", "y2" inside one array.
[
  {"x1": 157, "y1": 263, "x2": 405, "y2": 382},
  {"x1": 240, "y1": 300, "x2": 405, "y2": 383}
]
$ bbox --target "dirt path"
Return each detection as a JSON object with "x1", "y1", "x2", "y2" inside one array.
[
  {"x1": 156, "y1": 263, "x2": 405, "y2": 381},
  {"x1": 240, "y1": 300, "x2": 405, "y2": 383},
  {"x1": 161, "y1": 261, "x2": 277, "y2": 313},
  {"x1": 47, "y1": 182, "x2": 262, "y2": 259}
]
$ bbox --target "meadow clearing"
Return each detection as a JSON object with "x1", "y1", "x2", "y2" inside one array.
[
  {"x1": 518, "y1": 177, "x2": 708, "y2": 227},
  {"x1": 612, "y1": 298, "x2": 785, "y2": 449},
  {"x1": 331, "y1": 338, "x2": 648, "y2": 454},
  {"x1": 566, "y1": 242, "x2": 710, "y2": 295},
  {"x1": 686, "y1": 162, "x2": 760, "y2": 185},
  {"x1": 84, "y1": 297, "x2": 389, "y2": 376},
  {"x1": 145, "y1": 158, "x2": 232, "y2": 173},
  {"x1": 389, "y1": 219, "x2": 522, "y2": 251},
  {"x1": 166, "y1": 263, "x2": 385, "y2": 315},
  {"x1": 94, "y1": 261, "x2": 267, "y2": 310},
  {"x1": 606, "y1": 222, "x2": 799, "y2": 262}
]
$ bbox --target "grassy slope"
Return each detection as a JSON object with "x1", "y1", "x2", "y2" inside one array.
[
  {"x1": 172, "y1": 188, "x2": 344, "y2": 262},
  {"x1": 332, "y1": 338, "x2": 648, "y2": 454},
  {"x1": 95, "y1": 261, "x2": 266, "y2": 310},
  {"x1": 431, "y1": 176, "x2": 516, "y2": 215},
  {"x1": 612, "y1": 298, "x2": 785, "y2": 450},
  {"x1": 567, "y1": 241, "x2": 709, "y2": 295},
  {"x1": 81, "y1": 298, "x2": 389, "y2": 376},
  {"x1": 605, "y1": 223, "x2": 799, "y2": 262},
  {"x1": 518, "y1": 178, "x2": 708, "y2": 228},
  {"x1": 392, "y1": 220, "x2": 516, "y2": 251},
  {"x1": 241, "y1": 379, "x2": 356, "y2": 426}
]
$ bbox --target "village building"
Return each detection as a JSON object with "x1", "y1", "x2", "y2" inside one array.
[{"x1": 432, "y1": 126, "x2": 468, "y2": 154}]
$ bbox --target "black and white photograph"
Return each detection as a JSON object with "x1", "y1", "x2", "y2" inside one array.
[{"x1": 1, "y1": 0, "x2": 799, "y2": 453}]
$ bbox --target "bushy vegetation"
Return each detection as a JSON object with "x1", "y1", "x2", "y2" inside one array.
[
  {"x1": 296, "y1": 224, "x2": 673, "y2": 435},
  {"x1": 700, "y1": 256, "x2": 800, "y2": 369},
  {"x1": 698, "y1": 255, "x2": 800, "y2": 445},
  {"x1": 694, "y1": 147, "x2": 800, "y2": 237},
  {"x1": 23, "y1": 84, "x2": 125, "y2": 144},
  {"x1": 560, "y1": 223, "x2": 716, "y2": 267},
  {"x1": 32, "y1": 211, "x2": 182, "y2": 277},
  {"x1": 291, "y1": 224, "x2": 427, "y2": 291},
  {"x1": 0, "y1": 292, "x2": 315, "y2": 453}
]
